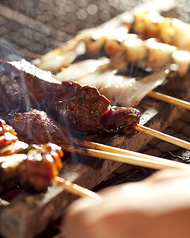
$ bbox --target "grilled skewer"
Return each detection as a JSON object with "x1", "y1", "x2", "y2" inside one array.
[
  {"x1": 54, "y1": 56, "x2": 190, "y2": 110},
  {"x1": 0, "y1": 144, "x2": 101, "y2": 200},
  {"x1": 0, "y1": 59, "x2": 141, "y2": 135},
  {"x1": 133, "y1": 11, "x2": 190, "y2": 51},
  {"x1": 31, "y1": 23, "x2": 190, "y2": 109},
  {"x1": 0, "y1": 118, "x2": 101, "y2": 200},
  {"x1": 0, "y1": 60, "x2": 190, "y2": 151},
  {"x1": 33, "y1": 15, "x2": 190, "y2": 78},
  {"x1": 1, "y1": 117, "x2": 190, "y2": 196},
  {"x1": 2, "y1": 110, "x2": 190, "y2": 170}
]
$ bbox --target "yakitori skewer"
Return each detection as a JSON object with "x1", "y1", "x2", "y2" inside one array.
[
  {"x1": 5, "y1": 140, "x2": 190, "y2": 203},
  {"x1": 2, "y1": 60, "x2": 190, "y2": 152},
  {"x1": 134, "y1": 124, "x2": 190, "y2": 150},
  {"x1": 61, "y1": 144, "x2": 190, "y2": 171},
  {"x1": 0, "y1": 152, "x2": 101, "y2": 201},
  {"x1": 2, "y1": 109, "x2": 190, "y2": 170},
  {"x1": 30, "y1": 20, "x2": 190, "y2": 110},
  {"x1": 147, "y1": 91, "x2": 190, "y2": 110},
  {"x1": 0, "y1": 119, "x2": 101, "y2": 200},
  {"x1": 31, "y1": 12, "x2": 190, "y2": 111},
  {"x1": 2, "y1": 111, "x2": 190, "y2": 203},
  {"x1": 53, "y1": 52, "x2": 190, "y2": 110},
  {"x1": 54, "y1": 177, "x2": 102, "y2": 201},
  {"x1": 2, "y1": 122, "x2": 189, "y2": 203},
  {"x1": 34, "y1": 18, "x2": 190, "y2": 77}
]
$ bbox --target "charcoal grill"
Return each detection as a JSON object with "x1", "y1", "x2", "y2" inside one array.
[{"x1": 1, "y1": 0, "x2": 190, "y2": 237}]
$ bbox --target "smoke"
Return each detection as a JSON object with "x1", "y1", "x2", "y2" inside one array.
[{"x1": 0, "y1": 38, "x2": 23, "y2": 61}]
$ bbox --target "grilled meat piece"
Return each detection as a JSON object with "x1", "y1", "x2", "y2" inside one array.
[
  {"x1": 0, "y1": 118, "x2": 64, "y2": 191},
  {"x1": 0, "y1": 59, "x2": 141, "y2": 135},
  {"x1": 47, "y1": 82, "x2": 111, "y2": 134},
  {"x1": 1, "y1": 109, "x2": 70, "y2": 145},
  {"x1": 0, "y1": 59, "x2": 60, "y2": 113},
  {"x1": 0, "y1": 143, "x2": 63, "y2": 191},
  {"x1": 0, "y1": 119, "x2": 28, "y2": 156},
  {"x1": 0, "y1": 154, "x2": 27, "y2": 180},
  {"x1": 17, "y1": 143, "x2": 63, "y2": 191},
  {"x1": 0, "y1": 118, "x2": 18, "y2": 148},
  {"x1": 101, "y1": 106, "x2": 141, "y2": 135}
]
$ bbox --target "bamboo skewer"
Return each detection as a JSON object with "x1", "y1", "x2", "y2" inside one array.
[
  {"x1": 31, "y1": 53, "x2": 190, "y2": 111},
  {"x1": 54, "y1": 176, "x2": 102, "y2": 201},
  {"x1": 56, "y1": 130, "x2": 190, "y2": 199},
  {"x1": 73, "y1": 139, "x2": 172, "y2": 164},
  {"x1": 148, "y1": 91, "x2": 190, "y2": 110},
  {"x1": 134, "y1": 124, "x2": 190, "y2": 150},
  {"x1": 61, "y1": 145, "x2": 190, "y2": 171},
  {"x1": 0, "y1": 154, "x2": 102, "y2": 201},
  {"x1": 73, "y1": 138, "x2": 165, "y2": 163},
  {"x1": 74, "y1": 119, "x2": 190, "y2": 152}
]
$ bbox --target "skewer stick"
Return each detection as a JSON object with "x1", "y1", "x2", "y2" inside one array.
[
  {"x1": 31, "y1": 44, "x2": 190, "y2": 111},
  {"x1": 73, "y1": 138, "x2": 165, "y2": 162},
  {"x1": 148, "y1": 91, "x2": 190, "y2": 110},
  {"x1": 134, "y1": 124, "x2": 190, "y2": 150},
  {"x1": 54, "y1": 176, "x2": 102, "y2": 201},
  {"x1": 61, "y1": 145, "x2": 190, "y2": 171},
  {"x1": 0, "y1": 155, "x2": 102, "y2": 201}
]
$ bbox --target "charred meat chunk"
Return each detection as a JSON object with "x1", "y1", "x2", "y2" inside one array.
[
  {"x1": 1, "y1": 109, "x2": 71, "y2": 146},
  {"x1": 47, "y1": 82, "x2": 110, "y2": 134},
  {"x1": 101, "y1": 106, "x2": 141, "y2": 135},
  {"x1": 0, "y1": 59, "x2": 60, "y2": 113},
  {"x1": 0, "y1": 59, "x2": 141, "y2": 135}
]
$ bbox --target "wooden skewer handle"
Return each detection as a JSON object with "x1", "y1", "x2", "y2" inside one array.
[
  {"x1": 134, "y1": 124, "x2": 190, "y2": 150},
  {"x1": 73, "y1": 138, "x2": 177, "y2": 165},
  {"x1": 61, "y1": 145, "x2": 190, "y2": 171},
  {"x1": 54, "y1": 176, "x2": 102, "y2": 201},
  {"x1": 148, "y1": 91, "x2": 190, "y2": 110},
  {"x1": 73, "y1": 140, "x2": 177, "y2": 164}
]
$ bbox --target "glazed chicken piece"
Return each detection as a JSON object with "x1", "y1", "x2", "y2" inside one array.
[
  {"x1": 17, "y1": 143, "x2": 63, "y2": 191},
  {"x1": 0, "y1": 119, "x2": 28, "y2": 156}
]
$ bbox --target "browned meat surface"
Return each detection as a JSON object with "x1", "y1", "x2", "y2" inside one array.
[
  {"x1": 101, "y1": 106, "x2": 141, "y2": 135},
  {"x1": 47, "y1": 82, "x2": 111, "y2": 134},
  {"x1": 0, "y1": 60, "x2": 29, "y2": 113},
  {"x1": 0, "y1": 118, "x2": 64, "y2": 191},
  {"x1": 0, "y1": 60, "x2": 110, "y2": 134},
  {"x1": 1, "y1": 109, "x2": 71, "y2": 145},
  {"x1": 11, "y1": 60, "x2": 111, "y2": 134},
  {"x1": 0, "y1": 59, "x2": 141, "y2": 135},
  {"x1": 0, "y1": 59, "x2": 61, "y2": 113}
]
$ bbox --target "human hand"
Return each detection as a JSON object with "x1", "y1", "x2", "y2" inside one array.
[{"x1": 64, "y1": 169, "x2": 190, "y2": 238}]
